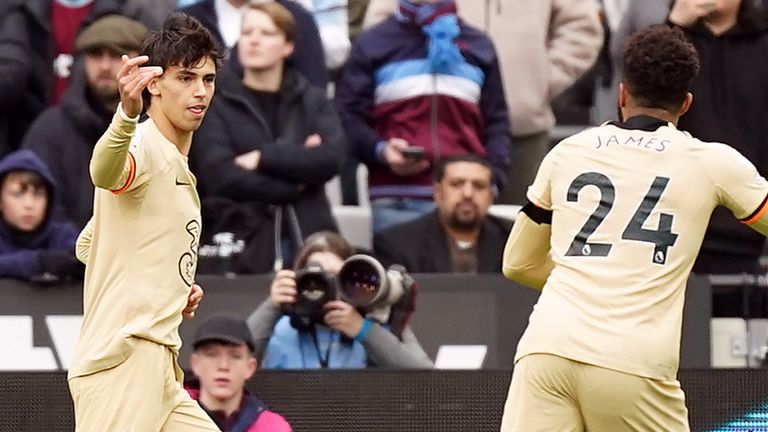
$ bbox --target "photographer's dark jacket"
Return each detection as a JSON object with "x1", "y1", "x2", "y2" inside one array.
[
  {"x1": 22, "y1": 63, "x2": 112, "y2": 229},
  {"x1": 191, "y1": 67, "x2": 344, "y2": 273},
  {"x1": 373, "y1": 210, "x2": 512, "y2": 273},
  {"x1": 0, "y1": 150, "x2": 81, "y2": 281}
]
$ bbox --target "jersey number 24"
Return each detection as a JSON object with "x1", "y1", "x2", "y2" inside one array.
[{"x1": 565, "y1": 172, "x2": 678, "y2": 265}]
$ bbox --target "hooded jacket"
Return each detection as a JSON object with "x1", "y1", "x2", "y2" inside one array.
[
  {"x1": 675, "y1": 11, "x2": 768, "y2": 272},
  {"x1": 22, "y1": 62, "x2": 112, "y2": 229},
  {"x1": 0, "y1": 149, "x2": 81, "y2": 281}
]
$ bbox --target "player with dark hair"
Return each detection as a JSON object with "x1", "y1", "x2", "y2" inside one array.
[
  {"x1": 500, "y1": 25, "x2": 768, "y2": 431},
  {"x1": 68, "y1": 13, "x2": 223, "y2": 431}
]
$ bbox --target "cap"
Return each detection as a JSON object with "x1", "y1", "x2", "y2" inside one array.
[
  {"x1": 193, "y1": 315, "x2": 255, "y2": 352},
  {"x1": 75, "y1": 15, "x2": 148, "y2": 55}
]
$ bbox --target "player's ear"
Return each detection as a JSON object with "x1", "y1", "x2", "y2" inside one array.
[
  {"x1": 147, "y1": 76, "x2": 161, "y2": 97},
  {"x1": 678, "y1": 92, "x2": 693, "y2": 117}
]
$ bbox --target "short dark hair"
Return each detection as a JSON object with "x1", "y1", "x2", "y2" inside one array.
[
  {"x1": 432, "y1": 154, "x2": 493, "y2": 183},
  {"x1": 2, "y1": 171, "x2": 48, "y2": 196},
  {"x1": 141, "y1": 13, "x2": 223, "y2": 73},
  {"x1": 622, "y1": 25, "x2": 699, "y2": 112}
]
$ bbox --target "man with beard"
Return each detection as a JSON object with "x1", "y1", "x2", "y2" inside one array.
[
  {"x1": 22, "y1": 15, "x2": 147, "y2": 229},
  {"x1": 374, "y1": 154, "x2": 511, "y2": 273}
]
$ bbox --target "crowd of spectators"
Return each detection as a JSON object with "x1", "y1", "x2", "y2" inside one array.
[{"x1": 6, "y1": 0, "x2": 768, "y2": 420}]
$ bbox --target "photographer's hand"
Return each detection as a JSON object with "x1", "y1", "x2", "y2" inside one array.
[
  {"x1": 270, "y1": 269, "x2": 297, "y2": 306},
  {"x1": 324, "y1": 300, "x2": 364, "y2": 338}
]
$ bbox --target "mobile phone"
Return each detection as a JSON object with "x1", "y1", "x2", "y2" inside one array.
[{"x1": 400, "y1": 146, "x2": 427, "y2": 160}]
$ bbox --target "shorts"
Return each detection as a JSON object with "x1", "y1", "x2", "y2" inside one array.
[
  {"x1": 69, "y1": 338, "x2": 219, "y2": 432},
  {"x1": 500, "y1": 353, "x2": 689, "y2": 432}
]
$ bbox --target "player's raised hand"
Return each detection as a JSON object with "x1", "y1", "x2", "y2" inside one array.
[
  {"x1": 183, "y1": 283, "x2": 204, "y2": 319},
  {"x1": 117, "y1": 55, "x2": 163, "y2": 118}
]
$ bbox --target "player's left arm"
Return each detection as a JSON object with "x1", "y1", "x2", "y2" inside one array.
[{"x1": 502, "y1": 204, "x2": 554, "y2": 290}]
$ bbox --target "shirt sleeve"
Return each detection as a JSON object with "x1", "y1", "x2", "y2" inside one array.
[
  {"x1": 707, "y1": 144, "x2": 768, "y2": 222},
  {"x1": 526, "y1": 148, "x2": 557, "y2": 210},
  {"x1": 89, "y1": 104, "x2": 151, "y2": 194}
]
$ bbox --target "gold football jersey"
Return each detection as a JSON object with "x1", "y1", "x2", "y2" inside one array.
[
  {"x1": 69, "y1": 114, "x2": 201, "y2": 380},
  {"x1": 516, "y1": 116, "x2": 768, "y2": 380}
]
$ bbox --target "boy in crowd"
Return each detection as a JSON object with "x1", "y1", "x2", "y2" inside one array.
[{"x1": 189, "y1": 315, "x2": 292, "y2": 432}]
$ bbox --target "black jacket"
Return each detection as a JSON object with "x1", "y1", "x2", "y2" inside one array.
[
  {"x1": 21, "y1": 63, "x2": 111, "y2": 229},
  {"x1": 676, "y1": 15, "x2": 768, "y2": 272},
  {"x1": 373, "y1": 211, "x2": 512, "y2": 273},
  {"x1": 182, "y1": 0, "x2": 328, "y2": 88},
  {"x1": 0, "y1": 0, "x2": 152, "y2": 157},
  {"x1": 191, "y1": 67, "x2": 344, "y2": 269}
]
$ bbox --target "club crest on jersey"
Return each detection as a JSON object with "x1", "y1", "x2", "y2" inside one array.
[{"x1": 178, "y1": 220, "x2": 201, "y2": 286}]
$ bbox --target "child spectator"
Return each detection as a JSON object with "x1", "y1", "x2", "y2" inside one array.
[
  {"x1": 0, "y1": 149, "x2": 81, "y2": 282},
  {"x1": 188, "y1": 315, "x2": 292, "y2": 432}
]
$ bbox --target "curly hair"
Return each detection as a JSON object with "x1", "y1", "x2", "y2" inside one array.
[
  {"x1": 622, "y1": 25, "x2": 700, "y2": 111},
  {"x1": 140, "y1": 13, "x2": 223, "y2": 72}
]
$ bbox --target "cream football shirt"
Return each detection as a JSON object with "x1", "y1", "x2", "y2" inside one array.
[
  {"x1": 69, "y1": 110, "x2": 201, "y2": 379},
  {"x1": 515, "y1": 116, "x2": 768, "y2": 380}
]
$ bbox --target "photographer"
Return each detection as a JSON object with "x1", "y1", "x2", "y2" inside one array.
[{"x1": 246, "y1": 231, "x2": 433, "y2": 369}]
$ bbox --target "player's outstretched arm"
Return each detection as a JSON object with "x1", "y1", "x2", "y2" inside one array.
[
  {"x1": 90, "y1": 55, "x2": 162, "y2": 191},
  {"x1": 502, "y1": 210, "x2": 554, "y2": 290}
]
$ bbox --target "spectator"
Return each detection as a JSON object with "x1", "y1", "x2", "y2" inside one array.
[
  {"x1": 191, "y1": 1, "x2": 344, "y2": 273},
  {"x1": 295, "y1": 0, "x2": 352, "y2": 71},
  {"x1": 182, "y1": 0, "x2": 329, "y2": 88},
  {"x1": 668, "y1": 0, "x2": 768, "y2": 315},
  {"x1": 0, "y1": 150, "x2": 82, "y2": 282},
  {"x1": 0, "y1": 0, "x2": 161, "y2": 157},
  {"x1": 336, "y1": 0, "x2": 511, "y2": 233},
  {"x1": 187, "y1": 315, "x2": 292, "y2": 432},
  {"x1": 374, "y1": 154, "x2": 511, "y2": 273},
  {"x1": 22, "y1": 15, "x2": 147, "y2": 229},
  {"x1": 247, "y1": 231, "x2": 433, "y2": 369},
  {"x1": 363, "y1": 0, "x2": 603, "y2": 205}
]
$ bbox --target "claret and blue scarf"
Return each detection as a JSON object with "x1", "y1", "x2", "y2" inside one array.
[{"x1": 396, "y1": 0, "x2": 464, "y2": 73}]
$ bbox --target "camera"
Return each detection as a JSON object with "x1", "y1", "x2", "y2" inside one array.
[{"x1": 286, "y1": 255, "x2": 414, "y2": 328}]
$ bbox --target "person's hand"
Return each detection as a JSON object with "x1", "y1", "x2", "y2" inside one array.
[
  {"x1": 669, "y1": 0, "x2": 717, "y2": 27},
  {"x1": 117, "y1": 55, "x2": 163, "y2": 118},
  {"x1": 183, "y1": 283, "x2": 203, "y2": 319},
  {"x1": 323, "y1": 300, "x2": 365, "y2": 338},
  {"x1": 234, "y1": 150, "x2": 261, "y2": 171},
  {"x1": 304, "y1": 133, "x2": 322, "y2": 148},
  {"x1": 383, "y1": 138, "x2": 430, "y2": 176},
  {"x1": 270, "y1": 270, "x2": 297, "y2": 307}
]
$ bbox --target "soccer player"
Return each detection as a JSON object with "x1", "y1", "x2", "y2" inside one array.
[
  {"x1": 68, "y1": 14, "x2": 223, "y2": 431},
  {"x1": 499, "y1": 25, "x2": 768, "y2": 432}
]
